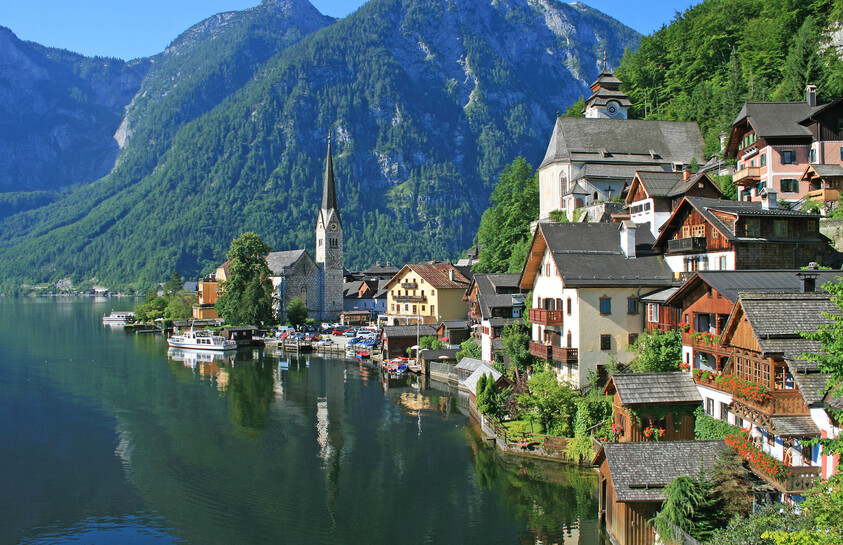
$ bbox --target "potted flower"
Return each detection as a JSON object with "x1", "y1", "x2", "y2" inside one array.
[
  {"x1": 642, "y1": 426, "x2": 666, "y2": 441},
  {"x1": 678, "y1": 322, "x2": 690, "y2": 333}
]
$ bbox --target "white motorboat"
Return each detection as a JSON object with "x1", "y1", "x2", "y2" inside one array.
[
  {"x1": 167, "y1": 328, "x2": 237, "y2": 351},
  {"x1": 102, "y1": 310, "x2": 135, "y2": 324}
]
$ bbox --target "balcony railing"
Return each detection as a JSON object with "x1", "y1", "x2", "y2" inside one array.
[
  {"x1": 528, "y1": 308, "x2": 565, "y2": 326},
  {"x1": 400, "y1": 282, "x2": 418, "y2": 289},
  {"x1": 749, "y1": 461, "x2": 820, "y2": 494},
  {"x1": 682, "y1": 332, "x2": 729, "y2": 353},
  {"x1": 529, "y1": 341, "x2": 552, "y2": 361},
  {"x1": 733, "y1": 166, "x2": 760, "y2": 185},
  {"x1": 807, "y1": 188, "x2": 840, "y2": 203},
  {"x1": 667, "y1": 236, "x2": 706, "y2": 253},
  {"x1": 393, "y1": 295, "x2": 426, "y2": 303},
  {"x1": 552, "y1": 346, "x2": 578, "y2": 364}
]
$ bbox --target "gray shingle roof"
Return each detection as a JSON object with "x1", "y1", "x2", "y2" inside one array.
[
  {"x1": 640, "y1": 287, "x2": 679, "y2": 303},
  {"x1": 472, "y1": 273, "x2": 525, "y2": 320},
  {"x1": 667, "y1": 270, "x2": 843, "y2": 305},
  {"x1": 382, "y1": 325, "x2": 438, "y2": 338},
  {"x1": 465, "y1": 364, "x2": 502, "y2": 395},
  {"x1": 541, "y1": 118, "x2": 704, "y2": 169},
  {"x1": 455, "y1": 357, "x2": 485, "y2": 371},
  {"x1": 792, "y1": 372, "x2": 831, "y2": 405},
  {"x1": 419, "y1": 349, "x2": 459, "y2": 361},
  {"x1": 599, "y1": 441, "x2": 727, "y2": 502},
  {"x1": 807, "y1": 164, "x2": 843, "y2": 178},
  {"x1": 607, "y1": 372, "x2": 702, "y2": 405},
  {"x1": 266, "y1": 249, "x2": 309, "y2": 275},
  {"x1": 538, "y1": 223, "x2": 674, "y2": 287},
  {"x1": 770, "y1": 416, "x2": 821, "y2": 436},
  {"x1": 734, "y1": 102, "x2": 814, "y2": 139}
]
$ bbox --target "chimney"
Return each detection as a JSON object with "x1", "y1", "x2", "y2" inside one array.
[
  {"x1": 797, "y1": 267, "x2": 819, "y2": 292},
  {"x1": 449, "y1": 268, "x2": 456, "y2": 282},
  {"x1": 683, "y1": 169, "x2": 690, "y2": 182},
  {"x1": 806, "y1": 84, "x2": 818, "y2": 107},
  {"x1": 760, "y1": 187, "x2": 777, "y2": 210},
  {"x1": 620, "y1": 220, "x2": 637, "y2": 258}
]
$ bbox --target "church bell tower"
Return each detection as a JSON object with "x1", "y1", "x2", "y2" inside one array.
[{"x1": 315, "y1": 132, "x2": 344, "y2": 316}]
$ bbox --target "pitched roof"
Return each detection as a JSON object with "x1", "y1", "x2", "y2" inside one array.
[
  {"x1": 382, "y1": 324, "x2": 438, "y2": 338},
  {"x1": 733, "y1": 102, "x2": 815, "y2": 139},
  {"x1": 541, "y1": 117, "x2": 704, "y2": 169},
  {"x1": 605, "y1": 372, "x2": 702, "y2": 404},
  {"x1": 639, "y1": 287, "x2": 679, "y2": 304},
  {"x1": 770, "y1": 415, "x2": 821, "y2": 437},
  {"x1": 792, "y1": 372, "x2": 831, "y2": 406},
  {"x1": 654, "y1": 196, "x2": 822, "y2": 248},
  {"x1": 526, "y1": 223, "x2": 674, "y2": 288},
  {"x1": 596, "y1": 441, "x2": 727, "y2": 502},
  {"x1": 266, "y1": 249, "x2": 311, "y2": 275},
  {"x1": 406, "y1": 263, "x2": 471, "y2": 289},
  {"x1": 471, "y1": 273, "x2": 526, "y2": 319},
  {"x1": 362, "y1": 263, "x2": 401, "y2": 276},
  {"x1": 666, "y1": 270, "x2": 843, "y2": 306},
  {"x1": 455, "y1": 357, "x2": 486, "y2": 371},
  {"x1": 629, "y1": 171, "x2": 721, "y2": 203},
  {"x1": 464, "y1": 364, "x2": 503, "y2": 396}
]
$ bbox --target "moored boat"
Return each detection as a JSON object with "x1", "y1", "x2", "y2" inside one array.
[
  {"x1": 102, "y1": 310, "x2": 135, "y2": 324},
  {"x1": 167, "y1": 328, "x2": 236, "y2": 351}
]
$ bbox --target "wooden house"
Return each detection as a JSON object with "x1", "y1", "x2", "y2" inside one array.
[
  {"x1": 604, "y1": 372, "x2": 701, "y2": 442},
  {"x1": 382, "y1": 324, "x2": 438, "y2": 359},
  {"x1": 221, "y1": 326, "x2": 259, "y2": 346},
  {"x1": 652, "y1": 196, "x2": 832, "y2": 274},
  {"x1": 465, "y1": 273, "x2": 526, "y2": 361},
  {"x1": 594, "y1": 440, "x2": 727, "y2": 545}
]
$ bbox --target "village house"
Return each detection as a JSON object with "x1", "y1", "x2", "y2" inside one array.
[
  {"x1": 381, "y1": 324, "x2": 438, "y2": 359},
  {"x1": 193, "y1": 260, "x2": 229, "y2": 319},
  {"x1": 726, "y1": 85, "x2": 843, "y2": 207},
  {"x1": 465, "y1": 273, "x2": 526, "y2": 362},
  {"x1": 652, "y1": 195, "x2": 832, "y2": 275},
  {"x1": 624, "y1": 170, "x2": 722, "y2": 238},
  {"x1": 604, "y1": 372, "x2": 701, "y2": 443},
  {"x1": 520, "y1": 221, "x2": 674, "y2": 387},
  {"x1": 342, "y1": 278, "x2": 388, "y2": 317},
  {"x1": 435, "y1": 320, "x2": 471, "y2": 349},
  {"x1": 380, "y1": 262, "x2": 470, "y2": 326},
  {"x1": 537, "y1": 68, "x2": 705, "y2": 221},
  {"x1": 594, "y1": 440, "x2": 727, "y2": 545},
  {"x1": 664, "y1": 268, "x2": 843, "y2": 373},
  {"x1": 691, "y1": 290, "x2": 841, "y2": 501}
]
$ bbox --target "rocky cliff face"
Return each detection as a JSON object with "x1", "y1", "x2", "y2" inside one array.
[{"x1": 0, "y1": 26, "x2": 149, "y2": 191}]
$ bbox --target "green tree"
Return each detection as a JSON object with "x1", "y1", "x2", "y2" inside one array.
[
  {"x1": 560, "y1": 96, "x2": 585, "y2": 118},
  {"x1": 627, "y1": 329, "x2": 682, "y2": 373},
  {"x1": 710, "y1": 448, "x2": 753, "y2": 526},
  {"x1": 501, "y1": 323, "x2": 533, "y2": 383},
  {"x1": 163, "y1": 271, "x2": 184, "y2": 296},
  {"x1": 474, "y1": 157, "x2": 539, "y2": 274},
  {"x1": 772, "y1": 16, "x2": 821, "y2": 101},
  {"x1": 419, "y1": 335, "x2": 446, "y2": 350},
  {"x1": 457, "y1": 338, "x2": 482, "y2": 360},
  {"x1": 215, "y1": 232, "x2": 273, "y2": 326},
  {"x1": 286, "y1": 296, "x2": 308, "y2": 328},
  {"x1": 652, "y1": 474, "x2": 717, "y2": 543},
  {"x1": 476, "y1": 372, "x2": 493, "y2": 414},
  {"x1": 517, "y1": 366, "x2": 578, "y2": 436}
]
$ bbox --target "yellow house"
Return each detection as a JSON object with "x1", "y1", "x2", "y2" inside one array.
[
  {"x1": 193, "y1": 260, "x2": 230, "y2": 320},
  {"x1": 382, "y1": 262, "x2": 470, "y2": 326}
]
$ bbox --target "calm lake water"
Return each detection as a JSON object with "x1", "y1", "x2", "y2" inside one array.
[{"x1": 0, "y1": 298, "x2": 606, "y2": 544}]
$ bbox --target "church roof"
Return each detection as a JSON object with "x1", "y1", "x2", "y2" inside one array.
[
  {"x1": 540, "y1": 118, "x2": 704, "y2": 169},
  {"x1": 321, "y1": 135, "x2": 341, "y2": 226},
  {"x1": 266, "y1": 249, "x2": 313, "y2": 275}
]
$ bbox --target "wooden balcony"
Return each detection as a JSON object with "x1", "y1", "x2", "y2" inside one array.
[
  {"x1": 529, "y1": 341, "x2": 552, "y2": 361},
  {"x1": 552, "y1": 346, "x2": 578, "y2": 364},
  {"x1": 528, "y1": 308, "x2": 564, "y2": 326},
  {"x1": 733, "y1": 166, "x2": 760, "y2": 185},
  {"x1": 750, "y1": 462, "x2": 820, "y2": 495},
  {"x1": 667, "y1": 236, "x2": 706, "y2": 253},
  {"x1": 400, "y1": 281, "x2": 418, "y2": 289},
  {"x1": 393, "y1": 295, "x2": 426, "y2": 302},
  {"x1": 683, "y1": 332, "x2": 730, "y2": 355},
  {"x1": 694, "y1": 376, "x2": 809, "y2": 418},
  {"x1": 807, "y1": 188, "x2": 840, "y2": 203}
]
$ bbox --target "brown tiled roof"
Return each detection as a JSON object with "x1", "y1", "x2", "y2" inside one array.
[{"x1": 407, "y1": 263, "x2": 470, "y2": 289}]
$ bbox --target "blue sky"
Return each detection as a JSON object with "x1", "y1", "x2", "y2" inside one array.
[{"x1": 3, "y1": 0, "x2": 697, "y2": 61}]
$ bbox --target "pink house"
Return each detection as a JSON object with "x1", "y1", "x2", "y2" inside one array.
[{"x1": 726, "y1": 85, "x2": 843, "y2": 208}]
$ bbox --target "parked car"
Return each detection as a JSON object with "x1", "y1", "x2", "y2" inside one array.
[
  {"x1": 343, "y1": 329, "x2": 358, "y2": 337},
  {"x1": 331, "y1": 328, "x2": 347, "y2": 335},
  {"x1": 275, "y1": 326, "x2": 295, "y2": 338}
]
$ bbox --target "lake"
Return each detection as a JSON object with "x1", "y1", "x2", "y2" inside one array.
[{"x1": 0, "y1": 298, "x2": 606, "y2": 544}]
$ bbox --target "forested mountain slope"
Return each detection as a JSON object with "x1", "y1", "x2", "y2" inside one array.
[
  {"x1": 616, "y1": 0, "x2": 843, "y2": 155},
  {"x1": 0, "y1": 0, "x2": 639, "y2": 291}
]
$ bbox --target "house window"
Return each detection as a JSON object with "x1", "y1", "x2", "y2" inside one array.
[
  {"x1": 627, "y1": 297, "x2": 638, "y2": 315},
  {"x1": 706, "y1": 398, "x2": 714, "y2": 416},
  {"x1": 712, "y1": 229, "x2": 718, "y2": 239},
  {"x1": 391, "y1": 304, "x2": 395, "y2": 311},
  {"x1": 808, "y1": 220, "x2": 817, "y2": 231},
  {"x1": 600, "y1": 334, "x2": 611, "y2": 351},
  {"x1": 647, "y1": 303, "x2": 659, "y2": 323},
  {"x1": 719, "y1": 256, "x2": 727, "y2": 270},
  {"x1": 628, "y1": 333, "x2": 638, "y2": 346},
  {"x1": 412, "y1": 305, "x2": 417, "y2": 314},
  {"x1": 781, "y1": 150, "x2": 795, "y2": 164},
  {"x1": 766, "y1": 432, "x2": 776, "y2": 448},
  {"x1": 545, "y1": 263, "x2": 551, "y2": 276},
  {"x1": 681, "y1": 225, "x2": 691, "y2": 238},
  {"x1": 567, "y1": 297, "x2": 572, "y2": 315},
  {"x1": 760, "y1": 152, "x2": 766, "y2": 167},
  {"x1": 781, "y1": 178, "x2": 799, "y2": 193},
  {"x1": 720, "y1": 402, "x2": 729, "y2": 421},
  {"x1": 840, "y1": 146, "x2": 843, "y2": 161},
  {"x1": 599, "y1": 297, "x2": 611, "y2": 315},
  {"x1": 774, "y1": 220, "x2": 787, "y2": 237},
  {"x1": 421, "y1": 305, "x2": 426, "y2": 312},
  {"x1": 691, "y1": 224, "x2": 705, "y2": 237},
  {"x1": 430, "y1": 305, "x2": 435, "y2": 315},
  {"x1": 405, "y1": 304, "x2": 409, "y2": 312},
  {"x1": 810, "y1": 148, "x2": 817, "y2": 163},
  {"x1": 745, "y1": 218, "x2": 760, "y2": 237}
]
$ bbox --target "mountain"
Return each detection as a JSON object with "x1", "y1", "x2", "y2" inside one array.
[
  {"x1": 0, "y1": 0, "x2": 640, "y2": 291},
  {"x1": 0, "y1": 26, "x2": 149, "y2": 193}
]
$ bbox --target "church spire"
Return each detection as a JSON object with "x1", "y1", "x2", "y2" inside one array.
[{"x1": 322, "y1": 130, "x2": 339, "y2": 215}]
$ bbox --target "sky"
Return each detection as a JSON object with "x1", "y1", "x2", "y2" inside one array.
[{"x1": 2, "y1": 0, "x2": 698, "y2": 61}]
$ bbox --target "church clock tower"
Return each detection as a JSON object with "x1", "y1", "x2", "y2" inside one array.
[{"x1": 315, "y1": 132, "x2": 344, "y2": 317}]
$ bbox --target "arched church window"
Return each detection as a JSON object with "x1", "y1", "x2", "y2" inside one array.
[{"x1": 301, "y1": 287, "x2": 307, "y2": 305}]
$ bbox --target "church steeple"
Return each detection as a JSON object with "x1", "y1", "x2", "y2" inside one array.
[
  {"x1": 583, "y1": 53, "x2": 631, "y2": 119},
  {"x1": 321, "y1": 130, "x2": 341, "y2": 226}
]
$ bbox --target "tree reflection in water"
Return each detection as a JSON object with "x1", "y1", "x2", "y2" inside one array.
[
  {"x1": 467, "y1": 426, "x2": 602, "y2": 545},
  {"x1": 226, "y1": 352, "x2": 276, "y2": 438}
]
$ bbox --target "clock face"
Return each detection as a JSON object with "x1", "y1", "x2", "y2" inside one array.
[
  {"x1": 329, "y1": 223, "x2": 338, "y2": 231},
  {"x1": 606, "y1": 101, "x2": 619, "y2": 117}
]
